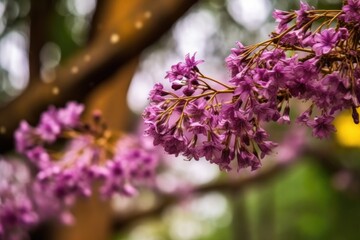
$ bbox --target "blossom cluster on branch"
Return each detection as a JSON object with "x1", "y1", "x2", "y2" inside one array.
[
  {"x1": 1, "y1": 102, "x2": 161, "y2": 238},
  {"x1": 0, "y1": 160, "x2": 39, "y2": 240},
  {"x1": 143, "y1": 0, "x2": 360, "y2": 171}
]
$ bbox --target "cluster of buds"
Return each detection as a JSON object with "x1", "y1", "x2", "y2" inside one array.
[{"x1": 143, "y1": 1, "x2": 360, "y2": 171}]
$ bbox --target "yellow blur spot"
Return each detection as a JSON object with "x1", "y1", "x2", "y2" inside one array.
[
  {"x1": 144, "y1": 11, "x2": 152, "y2": 19},
  {"x1": 0, "y1": 126, "x2": 6, "y2": 134},
  {"x1": 52, "y1": 86, "x2": 60, "y2": 95},
  {"x1": 84, "y1": 54, "x2": 91, "y2": 62},
  {"x1": 135, "y1": 21, "x2": 143, "y2": 29},
  {"x1": 110, "y1": 33, "x2": 120, "y2": 44},
  {"x1": 334, "y1": 110, "x2": 360, "y2": 147},
  {"x1": 71, "y1": 66, "x2": 79, "y2": 74}
]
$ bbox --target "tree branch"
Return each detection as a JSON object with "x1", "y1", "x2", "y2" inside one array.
[
  {"x1": 0, "y1": 0, "x2": 198, "y2": 153},
  {"x1": 111, "y1": 159, "x2": 293, "y2": 232}
]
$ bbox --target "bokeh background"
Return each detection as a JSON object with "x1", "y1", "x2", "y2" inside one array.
[{"x1": 1, "y1": 0, "x2": 360, "y2": 239}]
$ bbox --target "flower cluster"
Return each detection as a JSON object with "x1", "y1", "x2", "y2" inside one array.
[
  {"x1": 342, "y1": 0, "x2": 360, "y2": 25},
  {"x1": 15, "y1": 102, "x2": 160, "y2": 207},
  {"x1": 102, "y1": 135, "x2": 160, "y2": 197},
  {"x1": 0, "y1": 157, "x2": 77, "y2": 239},
  {"x1": 1, "y1": 102, "x2": 161, "y2": 238},
  {"x1": 143, "y1": 1, "x2": 360, "y2": 171},
  {"x1": 0, "y1": 159, "x2": 38, "y2": 239}
]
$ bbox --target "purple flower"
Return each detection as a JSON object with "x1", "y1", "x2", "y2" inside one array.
[
  {"x1": 253, "y1": 128, "x2": 269, "y2": 142},
  {"x1": 312, "y1": 28, "x2": 341, "y2": 56},
  {"x1": 272, "y1": 9, "x2": 293, "y2": 32},
  {"x1": 165, "y1": 53, "x2": 204, "y2": 83},
  {"x1": 14, "y1": 121, "x2": 36, "y2": 153},
  {"x1": 26, "y1": 146, "x2": 51, "y2": 168},
  {"x1": 286, "y1": 75, "x2": 315, "y2": 98},
  {"x1": 258, "y1": 141, "x2": 277, "y2": 158},
  {"x1": 57, "y1": 102, "x2": 84, "y2": 128},
  {"x1": 309, "y1": 115, "x2": 336, "y2": 138},
  {"x1": 267, "y1": 64, "x2": 287, "y2": 87},
  {"x1": 342, "y1": 0, "x2": 360, "y2": 24},
  {"x1": 171, "y1": 80, "x2": 184, "y2": 90},
  {"x1": 226, "y1": 42, "x2": 246, "y2": 77},
  {"x1": 251, "y1": 102, "x2": 280, "y2": 122},
  {"x1": 295, "y1": 1, "x2": 313, "y2": 27},
  {"x1": 184, "y1": 52, "x2": 204, "y2": 70},
  {"x1": 277, "y1": 104, "x2": 291, "y2": 124},
  {"x1": 231, "y1": 110, "x2": 252, "y2": 135},
  {"x1": 37, "y1": 109, "x2": 61, "y2": 143},
  {"x1": 233, "y1": 76, "x2": 254, "y2": 100},
  {"x1": 261, "y1": 49, "x2": 286, "y2": 67},
  {"x1": 183, "y1": 86, "x2": 195, "y2": 96},
  {"x1": 279, "y1": 31, "x2": 302, "y2": 46},
  {"x1": 236, "y1": 148, "x2": 261, "y2": 171},
  {"x1": 338, "y1": 28, "x2": 349, "y2": 40},
  {"x1": 214, "y1": 148, "x2": 232, "y2": 171},
  {"x1": 200, "y1": 141, "x2": 222, "y2": 162},
  {"x1": 101, "y1": 135, "x2": 160, "y2": 197},
  {"x1": 162, "y1": 134, "x2": 187, "y2": 156},
  {"x1": 188, "y1": 122, "x2": 208, "y2": 135},
  {"x1": 185, "y1": 99, "x2": 207, "y2": 122},
  {"x1": 149, "y1": 83, "x2": 167, "y2": 103},
  {"x1": 165, "y1": 62, "x2": 187, "y2": 82},
  {"x1": 296, "y1": 107, "x2": 312, "y2": 125}
]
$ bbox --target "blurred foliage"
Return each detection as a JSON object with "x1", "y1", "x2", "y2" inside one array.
[{"x1": 0, "y1": 0, "x2": 93, "y2": 104}]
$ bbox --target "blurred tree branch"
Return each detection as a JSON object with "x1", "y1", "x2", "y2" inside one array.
[
  {"x1": 111, "y1": 159, "x2": 293, "y2": 232},
  {"x1": 111, "y1": 144, "x2": 360, "y2": 233},
  {"x1": 305, "y1": 146, "x2": 360, "y2": 194},
  {"x1": 0, "y1": 0, "x2": 198, "y2": 153}
]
